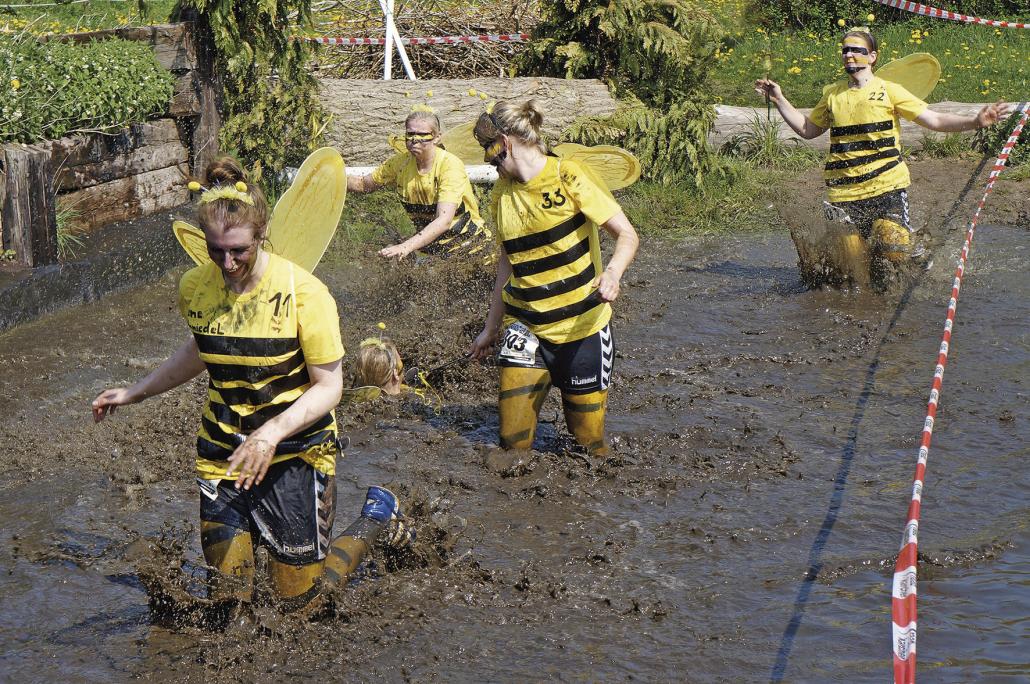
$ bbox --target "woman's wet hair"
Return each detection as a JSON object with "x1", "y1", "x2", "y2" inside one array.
[
  {"x1": 196, "y1": 156, "x2": 269, "y2": 239},
  {"x1": 843, "y1": 29, "x2": 878, "y2": 66},
  {"x1": 355, "y1": 337, "x2": 403, "y2": 389},
  {"x1": 405, "y1": 108, "x2": 442, "y2": 137},
  {"x1": 474, "y1": 100, "x2": 547, "y2": 154}
]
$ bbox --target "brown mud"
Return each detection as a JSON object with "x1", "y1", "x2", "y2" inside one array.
[{"x1": 1, "y1": 159, "x2": 1028, "y2": 682}]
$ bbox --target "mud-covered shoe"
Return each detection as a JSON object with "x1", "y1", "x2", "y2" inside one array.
[{"x1": 360, "y1": 486, "x2": 415, "y2": 548}]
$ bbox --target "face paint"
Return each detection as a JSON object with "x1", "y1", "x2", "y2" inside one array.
[
  {"x1": 404, "y1": 131, "x2": 436, "y2": 143},
  {"x1": 483, "y1": 138, "x2": 507, "y2": 168},
  {"x1": 842, "y1": 39, "x2": 872, "y2": 74}
]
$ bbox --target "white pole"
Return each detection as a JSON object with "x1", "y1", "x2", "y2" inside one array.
[
  {"x1": 377, "y1": 0, "x2": 416, "y2": 80},
  {"x1": 382, "y1": 0, "x2": 393, "y2": 79}
]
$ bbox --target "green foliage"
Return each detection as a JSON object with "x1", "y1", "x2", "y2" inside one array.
[
  {"x1": 519, "y1": 0, "x2": 723, "y2": 108},
  {"x1": 173, "y1": 0, "x2": 328, "y2": 186},
  {"x1": 720, "y1": 113, "x2": 819, "y2": 170},
  {"x1": 972, "y1": 109, "x2": 1030, "y2": 167},
  {"x1": 0, "y1": 33, "x2": 174, "y2": 143},
  {"x1": 618, "y1": 157, "x2": 784, "y2": 236},
  {"x1": 754, "y1": 0, "x2": 1029, "y2": 31},
  {"x1": 916, "y1": 131, "x2": 973, "y2": 159},
  {"x1": 56, "y1": 205, "x2": 86, "y2": 260},
  {"x1": 564, "y1": 99, "x2": 725, "y2": 186}
]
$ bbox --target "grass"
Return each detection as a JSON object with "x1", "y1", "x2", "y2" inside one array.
[
  {"x1": 0, "y1": 0, "x2": 176, "y2": 34},
  {"x1": 916, "y1": 131, "x2": 975, "y2": 159},
  {"x1": 719, "y1": 114, "x2": 820, "y2": 171},
  {"x1": 56, "y1": 205, "x2": 86, "y2": 259},
  {"x1": 710, "y1": 19, "x2": 1030, "y2": 107}
]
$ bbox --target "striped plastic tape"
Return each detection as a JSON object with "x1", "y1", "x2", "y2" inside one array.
[
  {"x1": 870, "y1": 0, "x2": 1030, "y2": 29},
  {"x1": 302, "y1": 32, "x2": 530, "y2": 46}
]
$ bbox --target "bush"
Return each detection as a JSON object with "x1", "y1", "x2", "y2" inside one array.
[
  {"x1": 519, "y1": 0, "x2": 723, "y2": 109},
  {"x1": 972, "y1": 109, "x2": 1030, "y2": 167},
  {"x1": 0, "y1": 33, "x2": 174, "y2": 144},
  {"x1": 754, "y1": 0, "x2": 1029, "y2": 31}
]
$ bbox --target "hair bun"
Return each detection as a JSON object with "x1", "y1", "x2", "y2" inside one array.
[{"x1": 204, "y1": 156, "x2": 249, "y2": 188}]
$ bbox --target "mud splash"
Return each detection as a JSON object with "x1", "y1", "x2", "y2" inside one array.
[{"x1": 1, "y1": 160, "x2": 1028, "y2": 681}]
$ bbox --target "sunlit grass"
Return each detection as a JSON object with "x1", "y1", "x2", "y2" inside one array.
[
  {"x1": 711, "y1": 19, "x2": 1030, "y2": 107},
  {"x1": 0, "y1": 0, "x2": 176, "y2": 34}
]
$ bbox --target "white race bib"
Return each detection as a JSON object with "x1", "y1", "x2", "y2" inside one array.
[{"x1": 499, "y1": 322, "x2": 539, "y2": 365}]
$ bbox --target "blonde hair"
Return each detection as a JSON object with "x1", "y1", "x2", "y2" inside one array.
[
  {"x1": 405, "y1": 108, "x2": 442, "y2": 137},
  {"x1": 196, "y1": 156, "x2": 269, "y2": 239},
  {"x1": 475, "y1": 100, "x2": 546, "y2": 154},
  {"x1": 355, "y1": 337, "x2": 403, "y2": 389}
]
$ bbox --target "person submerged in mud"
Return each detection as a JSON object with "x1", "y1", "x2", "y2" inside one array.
[
  {"x1": 754, "y1": 26, "x2": 1010, "y2": 283},
  {"x1": 351, "y1": 336, "x2": 404, "y2": 397},
  {"x1": 468, "y1": 100, "x2": 639, "y2": 460},
  {"x1": 347, "y1": 105, "x2": 492, "y2": 262},
  {"x1": 91, "y1": 156, "x2": 411, "y2": 613}
]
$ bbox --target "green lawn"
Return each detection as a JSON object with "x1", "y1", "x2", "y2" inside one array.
[
  {"x1": 0, "y1": 0, "x2": 176, "y2": 34},
  {"x1": 710, "y1": 19, "x2": 1030, "y2": 107}
]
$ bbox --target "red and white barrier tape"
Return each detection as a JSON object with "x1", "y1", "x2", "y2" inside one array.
[
  {"x1": 891, "y1": 101, "x2": 1030, "y2": 684},
  {"x1": 300, "y1": 32, "x2": 529, "y2": 46},
  {"x1": 869, "y1": 0, "x2": 1030, "y2": 29}
]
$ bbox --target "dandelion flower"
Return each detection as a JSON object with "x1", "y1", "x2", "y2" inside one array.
[
  {"x1": 867, "y1": 13, "x2": 875, "y2": 22},
  {"x1": 10, "y1": 78, "x2": 19, "y2": 90}
]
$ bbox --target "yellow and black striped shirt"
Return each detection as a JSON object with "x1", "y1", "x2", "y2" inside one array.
[
  {"x1": 491, "y1": 157, "x2": 621, "y2": 344},
  {"x1": 810, "y1": 76, "x2": 928, "y2": 202},
  {"x1": 178, "y1": 253, "x2": 345, "y2": 479}
]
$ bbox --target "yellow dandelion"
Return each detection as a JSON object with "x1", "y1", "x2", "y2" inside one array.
[
  {"x1": 10, "y1": 78, "x2": 20, "y2": 90},
  {"x1": 867, "y1": 13, "x2": 875, "y2": 22},
  {"x1": 788, "y1": 66, "x2": 802, "y2": 75}
]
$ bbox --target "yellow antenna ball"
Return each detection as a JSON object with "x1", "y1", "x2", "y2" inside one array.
[
  {"x1": 837, "y1": 18, "x2": 846, "y2": 27},
  {"x1": 426, "y1": 89, "x2": 433, "y2": 97},
  {"x1": 234, "y1": 181, "x2": 248, "y2": 192},
  {"x1": 376, "y1": 322, "x2": 387, "y2": 330},
  {"x1": 867, "y1": 13, "x2": 875, "y2": 21},
  {"x1": 404, "y1": 92, "x2": 411, "y2": 97},
  {"x1": 468, "y1": 88, "x2": 477, "y2": 97},
  {"x1": 187, "y1": 181, "x2": 202, "y2": 192},
  {"x1": 479, "y1": 93, "x2": 488, "y2": 100}
]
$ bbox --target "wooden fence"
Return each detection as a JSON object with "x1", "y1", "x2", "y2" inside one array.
[{"x1": 0, "y1": 23, "x2": 219, "y2": 267}]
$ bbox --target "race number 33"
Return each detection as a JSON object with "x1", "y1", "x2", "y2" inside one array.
[{"x1": 540, "y1": 188, "x2": 567, "y2": 209}]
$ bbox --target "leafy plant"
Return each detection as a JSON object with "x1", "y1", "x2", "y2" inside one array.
[
  {"x1": 0, "y1": 32, "x2": 174, "y2": 143},
  {"x1": 917, "y1": 132, "x2": 972, "y2": 159},
  {"x1": 972, "y1": 109, "x2": 1030, "y2": 167},
  {"x1": 519, "y1": 0, "x2": 723, "y2": 109},
  {"x1": 564, "y1": 99, "x2": 726, "y2": 186},
  {"x1": 720, "y1": 114, "x2": 819, "y2": 171},
  {"x1": 172, "y1": 0, "x2": 328, "y2": 188},
  {"x1": 754, "y1": 0, "x2": 1029, "y2": 31}
]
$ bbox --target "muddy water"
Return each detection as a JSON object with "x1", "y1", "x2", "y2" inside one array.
[{"x1": 0, "y1": 226, "x2": 1027, "y2": 683}]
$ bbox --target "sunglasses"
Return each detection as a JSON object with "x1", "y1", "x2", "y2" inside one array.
[
  {"x1": 841, "y1": 45, "x2": 870, "y2": 56},
  {"x1": 404, "y1": 132, "x2": 436, "y2": 142}
]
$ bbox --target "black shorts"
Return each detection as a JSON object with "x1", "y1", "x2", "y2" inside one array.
[
  {"x1": 497, "y1": 321, "x2": 614, "y2": 394},
  {"x1": 198, "y1": 457, "x2": 336, "y2": 566},
  {"x1": 829, "y1": 189, "x2": 911, "y2": 239}
]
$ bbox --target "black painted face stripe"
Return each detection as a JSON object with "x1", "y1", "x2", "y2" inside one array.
[
  {"x1": 194, "y1": 333, "x2": 299, "y2": 357},
  {"x1": 830, "y1": 120, "x2": 893, "y2": 137},
  {"x1": 212, "y1": 366, "x2": 311, "y2": 406},
  {"x1": 505, "y1": 262, "x2": 596, "y2": 302},
  {"x1": 504, "y1": 290, "x2": 605, "y2": 326},
  {"x1": 205, "y1": 348, "x2": 307, "y2": 383},
  {"x1": 829, "y1": 137, "x2": 896, "y2": 154},
  {"x1": 824, "y1": 148, "x2": 900, "y2": 171},
  {"x1": 503, "y1": 212, "x2": 586, "y2": 254},
  {"x1": 511, "y1": 236, "x2": 592, "y2": 278},
  {"x1": 825, "y1": 159, "x2": 902, "y2": 187}
]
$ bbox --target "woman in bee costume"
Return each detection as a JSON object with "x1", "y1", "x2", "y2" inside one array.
[
  {"x1": 348, "y1": 105, "x2": 491, "y2": 261},
  {"x1": 92, "y1": 156, "x2": 410, "y2": 612},
  {"x1": 755, "y1": 27, "x2": 1009, "y2": 279},
  {"x1": 468, "y1": 100, "x2": 639, "y2": 460}
]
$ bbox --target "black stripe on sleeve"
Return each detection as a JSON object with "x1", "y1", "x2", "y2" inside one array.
[
  {"x1": 829, "y1": 120, "x2": 893, "y2": 137},
  {"x1": 825, "y1": 159, "x2": 902, "y2": 187},
  {"x1": 212, "y1": 367, "x2": 311, "y2": 407},
  {"x1": 824, "y1": 148, "x2": 900, "y2": 171},
  {"x1": 502, "y1": 212, "x2": 585, "y2": 255},
  {"x1": 504, "y1": 290, "x2": 605, "y2": 326},
  {"x1": 511, "y1": 236, "x2": 591, "y2": 278},
  {"x1": 194, "y1": 333, "x2": 299, "y2": 357},
  {"x1": 829, "y1": 137, "x2": 896, "y2": 154},
  {"x1": 205, "y1": 348, "x2": 307, "y2": 383},
  {"x1": 505, "y1": 262, "x2": 596, "y2": 302}
]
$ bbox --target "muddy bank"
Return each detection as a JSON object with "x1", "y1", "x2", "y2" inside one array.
[{"x1": 1, "y1": 161, "x2": 1028, "y2": 682}]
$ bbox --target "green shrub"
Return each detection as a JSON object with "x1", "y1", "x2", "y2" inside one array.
[
  {"x1": 0, "y1": 33, "x2": 174, "y2": 143},
  {"x1": 972, "y1": 108, "x2": 1030, "y2": 167},
  {"x1": 519, "y1": 0, "x2": 723, "y2": 109},
  {"x1": 754, "y1": 0, "x2": 1029, "y2": 31},
  {"x1": 564, "y1": 99, "x2": 725, "y2": 186}
]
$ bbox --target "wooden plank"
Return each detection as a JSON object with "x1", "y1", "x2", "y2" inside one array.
[
  {"x1": 186, "y1": 19, "x2": 221, "y2": 175},
  {"x1": 46, "y1": 24, "x2": 197, "y2": 73},
  {"x1": 1, "y1": 145, "x2": 58, "y2": 266},
  {"x1": 170, "y1": 72, "x2": 201, "y2": 117},
  {"x1": 0, "y1": 162, "x2": 7, "y2": 250},
  {"x1": 55, "y1": 141, "x2": 188, "y2": 193},
  {"x1": 48, "y1": 120, "x2": 183, "y2": 173},
  {"x1": 59, "y1": 166, "x2": 188, "y2": 231}
]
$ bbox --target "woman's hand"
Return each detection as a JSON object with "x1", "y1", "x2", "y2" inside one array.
[
  {"x1": 379, "y1": 242, "x2": 412, "y2": 259},
  {"x1": 226, "y1": 436, "x2": 278, "y2": 491},
  {"x1": 976, "y1": 100, "x2": 1011, "y2": 129},
  {"x1": 593, "y1": 269, "x2": 622, "y2": 302},
  {"x1": 754, "y1": 78, "x2": 783, "y2": 104},
  {"x1": 91, "y1": 387, "x2": 139, "y2": 423},
  {"x1": 469, "y1": 327, "x2": 498, "y2": 361}
]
